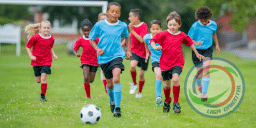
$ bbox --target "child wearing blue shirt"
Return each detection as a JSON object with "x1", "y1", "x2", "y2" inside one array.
[
  {"x1": 188, "y1": 6, "x2": 220, "y2": 101},
  {"x1": 89, "y1": 2, "x2": 131, "y2": 117}
]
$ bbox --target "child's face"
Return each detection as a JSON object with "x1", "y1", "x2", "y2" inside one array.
[
  {"x1": 98, "y1": 15, "x2": 107, "y2": 21},
  {"x1": 39, "y1": 22, "x2": 51, "y2": 36},
  {"x1": 82, "y1": 26, "x2": 91, "y2": 38},
  {"x1": 167, "y1": 19, "x2": 180, "y2": 34},
  {"x1": 106, "y1": 5, "x2": 121, "y2": 23},
  {"x1": 150, "y1": 24, "x2": 162, "y2": 36},
  {"x1": 128, "y1": 12, "x2": 137, "y2": 24},
  {"x1": 200, "y1": 19, "x2": 209, "y2": 26}
]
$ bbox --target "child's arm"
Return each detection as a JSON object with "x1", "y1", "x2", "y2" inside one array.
[
  {"x1": 144, "y1": 42, "x2": 149, "y2": 63},
  {"x1": 192, "y1": 40, "x2": 202, "y2": 46},
  {"x1": 73, "y1": 50, "x2": 80, "y2": 57},
  {"x1": 212, "y1": 33, "x2": 220, "y2": 54},
  {"x1": 90, "y1": 39, "x2": 104, "y2": 56},
  {"x1": 121, "y1": 39, "x2": 126, "y2": 47},
  {"x1": 189, "y1": 45, "x2": 205, "y2": 61},
  {"x1": 50, "y1": 48, "x2": 57, "y2": 60},
  {"x1": 125, "y1": 36, "x2": 132, "y2": 59},
  {"x1": 150, "y1": 42, "x2": 162, "y2": 50},
  {"x1": 26, "y1": 47, "x2": 36, "y2": 61},
  {"x1": 128, "y1": 23, "x2": 145, "y2": 43}
]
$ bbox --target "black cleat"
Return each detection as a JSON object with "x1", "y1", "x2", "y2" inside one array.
[
  {"x1": 163, "y1": 101, "x2": 171, "y2": 113},
  {"x1": 40, "y1": 93, "x2": 47, "y2": 102},
  {"x1": 173, "y1": 102, "x2": 181, "y2": 113},
  {"x1": 110, "y1": 102, "x2": 115, "y2": 113},
  {"x1": 113, "y1": 107, "x2": 121, "y2": 117}
]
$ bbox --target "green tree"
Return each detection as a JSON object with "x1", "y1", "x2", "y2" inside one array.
[{"x1": 0, "y1": 5, "x2": 30, "y2": 25}]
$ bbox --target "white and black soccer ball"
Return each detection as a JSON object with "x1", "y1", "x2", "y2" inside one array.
[{"x1": 80, "y1": 104, "x2": 101, "y2": 124}]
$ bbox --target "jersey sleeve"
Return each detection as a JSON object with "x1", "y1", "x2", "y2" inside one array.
[
  {"x1": 121, "y1": 23, "x2": 129, "y2": 38},
  {"x1": 50, "y1": 36, "x2": 55, "y2": 48},
  {"x1": 26, "y1": 35, "x2": 36, "y2": 48},
  {"x1": 212, "y1": 21, "x2": 217, "y2": 34},
  {"x1": 183, "y1": 34, "x2": 194, "y2": 46},
  {"x1": 73, "y1": 39, "x2": 81, "y2": 51},
  {"x1": 150, "y1": 32, "x2": 163, "y2": 46},
  {"x1": 89, "y1": 23, "x2": 99, "y2": 40},
  {"x1": 140, "y1": 23, "x2": 148, "y2": 38},
  {"x1": 188, "y1": 25, "x2": 195, "y2": 40}
]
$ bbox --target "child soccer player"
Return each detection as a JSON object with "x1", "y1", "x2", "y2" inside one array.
[
  {"x1": 25, "y1": 21, "x2": 57, "y2": 102},
  {"x1": 188, "y1": 6, "x2": 220, "y2": 101},
  {"x1": 73, "y1": 19, "x2": 99, "y2": 98},
  {"x1": 128, "y1": 9, "x2": 149, "y2": 98},
  {"x1": 89, "y1": 2, "x2": 131, "y2": 117},
  {"x1": 144, "y1": 20, "x2": 163, "y2": 106},
  {"x1": 150, "y1": 11, "x2": 204, "y2": 113}
]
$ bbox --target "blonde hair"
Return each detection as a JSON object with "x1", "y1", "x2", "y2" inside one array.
[
  {"x1": 166, "y1": 11, "x2": 181, "y2": 25},
  {"x1": 25, "y1": 21, "x2": 51, "y2": 39},
  {"x1": 98, "y1": 13, "x2": 108, "y2": 21}
]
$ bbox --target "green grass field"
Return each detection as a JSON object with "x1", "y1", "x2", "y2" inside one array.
[{"x1": 0, "y1": 43, "x2": 255, "y2": 128}]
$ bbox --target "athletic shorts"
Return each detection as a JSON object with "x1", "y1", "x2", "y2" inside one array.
[
  {"x1": 161, "y1": 66, "x2": 182, "y2": 81},
  {"x1": 152, "y1": 62, "x2": 160, "y2": 72},
  {"x1": 130, "y1": 53, "x2": 149, "y2": 71},
  {"x1": 192, "y1": 47, "x2": 213, "y2": 67},
  {"x1": 100, "y1": 57, "x2": 124, "y2": 79},
  {"x1": 81, "y1": 64, "x2": 98, "y2": 72},
  {"x1": 33, "y1": 65, "x2": 51, "y2": 77}
]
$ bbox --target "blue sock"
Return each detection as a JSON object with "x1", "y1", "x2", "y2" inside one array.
[
  {"x1": 114, "y1": 83, "x2": 122, "y2": 108},
  {"x1": 106, "y1": 87, "x2": 114, "y2": 102},
  {"x1": 155, "y1": 80, "x2": 162, "y2": 97},
  {"x1": 196, "y1": 78, "x2": 202, "y2": 86},
  {"x1": 202, "y1": 78, "x2": 210, "y2": 95}
]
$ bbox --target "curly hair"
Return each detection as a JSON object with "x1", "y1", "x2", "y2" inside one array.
[
  {"x1": 166, "y1": 11, "x2": 181, "y2": 25},
  {"x1": 81, "y1": 19, "x2": 92, "y2": 28},
  {"x1": 195, "y1": 6, "x2": 212, "y2": 19}
]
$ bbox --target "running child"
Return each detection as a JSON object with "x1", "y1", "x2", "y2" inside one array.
[
  {"x1": 188, "y1": 6, "x2": 220, "y2": 101},
  {"x1": 128, "y1": 9, "x2": 149, "y2": 98},
  {"x1": 73, "y1": 19, "x2": 99, "y2": 98},
  {"x1": 25, "y1": 21, "x2": 57, "y2": 102},
  {"x1": 144, "y1": 20, "x2": 163, "y2": 106},
  {"x1": 150, "y1": 11, "x2": 204, "y2": 113},
  {"x1": 89, "y1": 2, "x2": 131, "y2": 117}
]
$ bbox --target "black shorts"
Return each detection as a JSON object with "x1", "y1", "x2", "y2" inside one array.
[
  {"x1": 100, "y1": 57, "x2": 125, "y2": 79},
  {"x1": 192, "y1": 47, "x2": 213, "y2": 67},
  {"x1": 130, "y1": 53, "x2": 149, "y2": 71},
  {"x1": 152, "y1": 62, "x2": 160, "y2": 72},
  {"x1": 81, "y1": 64, "x2": 98, "y2": 72},
  {"x1": 161, "y1": 66, "x2": 182, "y2": 81},
  {"x1": 33, "y1": 65, "x2": 51, "y2": 77}
]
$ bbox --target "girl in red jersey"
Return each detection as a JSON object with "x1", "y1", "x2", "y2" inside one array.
[
  {"x1": 25, "y1": 21, "x2": 57, "y2": 102},
  {"x1": 73, "y1": 19, "x2": 99, "y2": 98},
  {"x1": 150, "y1": 12, "x2": 204, "y2": 113}
]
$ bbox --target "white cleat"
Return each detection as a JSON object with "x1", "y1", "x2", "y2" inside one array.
[
  {"x1": 129, "y1": 82, "x2": 138, "y2": 94},
  {"x1": 156, "y1": 97, "x2": 162, "y2": 107},
  {"x1": 135, "y1": 92, "x2": 142, "y2": 98}
]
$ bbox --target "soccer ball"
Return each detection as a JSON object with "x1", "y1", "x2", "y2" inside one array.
[{"x1": 80, "y1": 104, "x2": 101, "y2": 124}]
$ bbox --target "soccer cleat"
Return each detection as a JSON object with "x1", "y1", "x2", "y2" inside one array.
[
  {"x1": 135, "y1": 92, "x2": 142, "y2": 98},
  {"x1": 196, "y1": 86, "x2": 202, "y2": 93},
  {"x1": 110, "y1": 102, "x2": 115, "y2": 113},
  {"x1": 40, "y1": 93, "x2": 47, "y2": 102},
  {"x1": 163, "y1": 101, "x2": 171, "y2": 113},
  {"x1": 156, "y1": 97, "x2": 162, "y2": 107},
  {"x1": 201, "y1": 94, "x2": 208, "y2": 102},
  {"x1": 129, "y1": 82, "x2": 138, "y2": 94},
  {"x1": 113, "y1": 107, "x2": 121, "y2": 117},
  {"x1": 173, "y1": 102, "x2": 181, "y2": 113}
]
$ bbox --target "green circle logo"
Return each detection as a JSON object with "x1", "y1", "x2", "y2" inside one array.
[{"x1": 184, "y1": 57, "x2": 245, "y2": 118}]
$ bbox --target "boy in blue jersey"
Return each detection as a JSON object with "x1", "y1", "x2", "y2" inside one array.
[
  {"x1": 89, "y1": 2, "x2": 131, "y2": 117},
  {"x1": 144, "y1": 20, "x2": 163, "y2": 106},
  {"x1": 188, "y1": 6, "x2": 220, "y2": 101}
]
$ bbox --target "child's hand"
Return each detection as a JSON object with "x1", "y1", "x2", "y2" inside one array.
[
  {"x1": 196, "y1": 53, "x2": 205, "y2": 61},
  {"x1": 126, "y1": 51, "x2": 132, "y2": 60},
  {"x1": 154, "y1": 46, "x2": 162, "y2": 50},
  {"x1": 30, "y1": 55, "x2": 36, "y2": 61},
  {"x1": 75, "y1": 53, "x2": 80, "y2": 57},
  {"x1": 97, "y1": 49, "x2": 104, "y2": 56},
  {"x1": 216, "y1": 45, "x2": 220, "y2": 54},
  {"x1": 128, "y1": 23, "x2": 134, "y2": 32},
  {"x1": 53, "y1": 55, "x2": 58, "y2": 60},
  {"x1": 195, "y1": 41, "x2": 203, "y2": 46}
]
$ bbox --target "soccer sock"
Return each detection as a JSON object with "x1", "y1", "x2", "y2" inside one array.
[
  {"x1": 196, "y1": 78, "x2": 202, "y2": 86},
  {"x1": 138, "y1": 80, "x2": 145, "y2": 93},
  {"x1": 202, "y1": 77, "x2": 210, "y2": 95},
  {"x1": 163, "y1": 87, "x2": 171, "y2": 103},
  {"x1": 84, "y1": 83, "x2": 91, "y2": 98},
  {"x1": 103, "y1": 80, "x2": 107, "y2": 93},
  {"x1": 106, "y1": 87, "x2": 114, "y2": 102},
  {"x1": 173, "y1": 85, "x2": 180, "y2": 103},
  {"x1": 114, "y1": 83, "x2": 122, "y2": 108},
  {"x1": 155, "y1": 80, "x2": 162, "y2": 97},
  {"x1": 130, "y1": 70, "x2": 137, "y2": 85},
  {"x1": 41, "y1": 83, "x2": 47, "y2": 95}
]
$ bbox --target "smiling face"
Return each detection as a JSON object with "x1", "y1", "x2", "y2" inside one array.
[
  {"x1": 39, "y1": 22, "x2": 51, "y2": 36},
  {"x1": 106, "y1": 5, "x2": 121, "y2": 23},
  {"x1": 150, "y1": 24, "x2": 162, "y2": 37},
  {"x1": 82, "y1": 26, "x2": 91, "y2": 38},
  {"x1": 200, "y1": 19, "x2": 210, "y2": 26},
  {"x1": 167, "y1": 19, "x2": 180, "y2": 34}
]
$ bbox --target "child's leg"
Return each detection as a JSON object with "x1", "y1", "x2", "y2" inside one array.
[
  {"x1": 112, "y1": 68, "x2": 122, "y2": 109},
  {"x1": 83, "y1": 66, "x2": 91, "y2": 98},
  {"x1": 163, "y1": 80, "x2": 171, "y2": 103},
  {"x1": 106, "y1": 78, "x2": 114, "y2": 103},
  {"x1": 89, "y1": 72, "x2": 96, "y2": 83},
  {"x1": 202, "y1": 58, "x2": 211, "y2": 95},
  {"x1": 172, "y1": 73, "x2": 180, "y2": 103},
  {"x1": 138, "y1": 67, "x2": 145, "y2": 93},
  {"x1": 130, "y1": 60, "x2": 138, "y2": 85},
  {"x1": 154, "y1": 67, "x2": 162, "y2": 98},
  {"x1": 40, "y1": 73, "x2": 47, "y2": 96},
  {"x1": 35, "y1": 76, "x2": 41, "y2": 83}
]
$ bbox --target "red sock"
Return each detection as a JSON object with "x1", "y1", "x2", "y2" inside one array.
[
  {"x1": 84, "y1": 83, "x2": 91, "y2": 98},
  {"x1": 103, "y1": 80, "x2": 107, "y2": 93},
  {"x1": 41, "y1": 83, "x2": 47, "y2": 95},
  {"x1": 173, "y1": 85, "x2": 180, "y2": 103},
  {"x1": 163, "y1": 87, "x2": 171, "y2": 103},
  {"x1": 138, "y1": 81, "x2": 145, "y2": 93},
  {"x1": 130, "y1": 70, "x2": 137, "y2": 85}
]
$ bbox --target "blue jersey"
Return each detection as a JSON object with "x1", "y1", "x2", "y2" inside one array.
[
  {"x1": 188, "y1": 20, "x2": 217, "y2": 49},
  {"x1": 144, "y1": 33, "x2": 161, "y2": 63},
  {"x1": 89, "y1": 19, "x2": 129, "y2": 64}
]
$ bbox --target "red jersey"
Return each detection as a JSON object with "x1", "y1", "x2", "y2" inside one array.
[
  {"x1": 73, "y1": 36, "x2": 99, "y2": 66},
  {"x1": 130, "y1": 22, "x2": 148, "y2": 58},
  {"x1": 150, "y1": 30, "x2": 193, "y2": 71},
  {"x1": 26, "y1": 34, "x2": 55, "y2": 66}
]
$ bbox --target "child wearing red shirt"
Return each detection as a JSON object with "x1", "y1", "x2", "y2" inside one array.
[
  {"x1": 150, "y1": 12, "x2": 204, "y2": 113},
  {"x1": 73, "y1": 19, "x2": 99, "y2": 98},
  {"x1": 25, "y1": 21, "x2": 57, "y2": 102}
]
